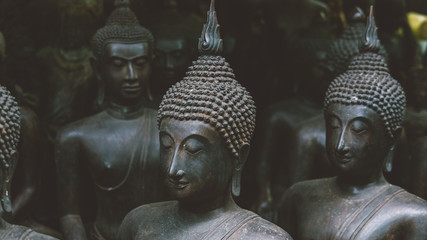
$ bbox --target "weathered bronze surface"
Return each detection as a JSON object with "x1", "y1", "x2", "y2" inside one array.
[
  {"x1": 150, "y1": 9, "x2": 203, "y2": 104},
  {"x1": 277, "y1": 7, "x2": 427, "y2": 239},
  {"x1": 0, "y1": 86, "x2": 57, "y2": 239},
  {"x1": 273, "y1": 6, "x2": 389, "y2": 206},
  {"x1": 118, "y1": 1, "x2": 292, "y2": 239},
  {"x1": 55, "y1": 1, "x2": 166, "y2": 239}
]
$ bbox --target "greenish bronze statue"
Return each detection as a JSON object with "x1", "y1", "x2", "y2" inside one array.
[
  {"x1": 150, "y1": 7, "x2": 203, "y2": 103},
  {"x1": 117, "y1": 1, "x2": 293, "y2": 239},
  {"x1": 55, "y1": 1, "x2": 167, "y2": 239},
  {"x1": 277, "y1": 7, "x2": 427, "y2": 239},
  {"x1": 0, "y1": 86, "x2": 57, "y2": 239}
]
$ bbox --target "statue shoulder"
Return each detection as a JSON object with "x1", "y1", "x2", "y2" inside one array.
[
  {"x1": 277, "y1": 178, "x2": 333, "y2": 213},
  {"x1": 24, "y1": 230, "x2": 59, "y2": 240},
  {"x1": 230, "y1": 214, "x2": 293, "y2": 240},
  {"x1": 389, "y1": 188, "x2": 427, "y2": 222},
  {"x1": 118, "y1": 201, "x2": 177, "y2": 240},
  {"x1": 127, "y1": 201, "x2": 177, "y2": 219},
  {"x1": 56, "y1": 111, "x2": 108, "y2": 143},
  {"x1": 358, "y1": 186, "x2": 427, "y2": 238},
  {"x1": 288, "y1": 177, "x2": 331, "y2": 196}
]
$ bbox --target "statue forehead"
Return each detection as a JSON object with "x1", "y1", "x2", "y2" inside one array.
[
  {"x1": 160, "y1": 118, "x2": 220, "y2": 142},
  {"x1": 326, "y1": 103, "x2": 381, "y2": 123},
  {"x1": 105, "y1": 42, "x2": 150, "y2": 58}
]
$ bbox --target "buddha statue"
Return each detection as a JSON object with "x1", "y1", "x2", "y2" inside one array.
[
  {"x1": 117, "y1": 1, "x2": 292, "y2": 239},
  {"x1": 55, "y1": 1, "x2": 166, "y2": 239},
  {"x1": 400, "y1": 63, "x2": 427, "y2": 200},
  {"x1": 281, "y1": 5, "x2": 390, "y2": 203},
  {"x1": 0, "y1": 86, "x2": 57, "y2": 239},
  {"x1": 277, "y1": 7, "x2": 427, "y2": 239},
  {"x1": 149, "y1": 9, "x2": 203, "y2": 105},
  {"x1": 0, "y1": 31, "x2": 59, "y2": 237},
  {"x1": 254, "y1": 6, "x2": 333, "y2": 220},
  {"x1": 35, "y1": 3, "x2": 100, "y2": 224},
  {"x1": 37, "y1": 1, "x2": 100, "y2": 143},
  {"x1": 326, "y1": 6, "x2": 387, "y2": 77}
]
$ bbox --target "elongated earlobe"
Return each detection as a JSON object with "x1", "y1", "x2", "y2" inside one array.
[
  {"x1": 1, "y1": 177, "x2": 12, "y2": 213},
  {"x1": 232, "y1": 164, "x2": 242, "y2": 197},
  {"x1": 232, "y1": 143, "x2": 250, "y2": 197},
  {"x1": 1, "y1": 152, "x2": 17, "y2": 213},
  {"x1": 384, "y1": 147, "x2": 394, "y2": 173}
]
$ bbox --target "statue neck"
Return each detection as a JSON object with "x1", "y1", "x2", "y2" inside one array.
[
  {"x1": 176, "y1": 192, "x2": 239, "y2": 225},
  {"x1": 335, "y1": 172, "x2": 388, "y2": 195},
  {"x1": 106, "y1": 101, "x2": 145, "y2": 120}
]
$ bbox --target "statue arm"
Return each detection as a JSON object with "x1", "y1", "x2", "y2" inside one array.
[
  {"x1": 55, "y1": 128, "x2": 87, "y2": 240},
  {"x1": 287, "y1": 126, "x2": 317, "y2": 186},
  {"x1": 256, "y1": 110, "x2": 288, "y2": 220},
  {"x1": 117, "y1": 209, "x2": 138, "y2": 240},
  {"x1": 276, "y1": 185, "x2": 298, "y2": 238},
  {"x1": 12, "y1": 108, "x2": 40, "y2": 219}
]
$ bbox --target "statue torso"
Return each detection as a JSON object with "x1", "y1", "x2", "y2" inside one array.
[
  {"x1": 60, "y1": 107, "x2": 164, "y2": 239},
  {"x1": 119, "y1": 201, "x2": 292, "y2": 240},
  {"x1": 279, "y1": 178, "x2": 427, "y2": 240}
]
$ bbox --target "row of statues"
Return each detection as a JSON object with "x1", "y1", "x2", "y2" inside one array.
[{"x1": 0, "y1": 0, "x2": 426, "y2": 239}]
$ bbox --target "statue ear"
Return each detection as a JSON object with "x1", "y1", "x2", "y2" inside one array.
[
  {"x1": 90, "y1": 57, "x2": 105, "y2": 107},
  {"x1": 384, "y1": 127, "x2": 403, "y2": 173},
  {"x1": 232, "y1": 143, "x2": 250, "y2": 197},
  {"x1": 1, "y1": 152, "x2": 18, "y2": 213},
  {"x1": 90, "y1": 57, "x2": 101, "y2": 81}
]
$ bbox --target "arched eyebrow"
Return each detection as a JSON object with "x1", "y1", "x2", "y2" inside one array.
[
  {"x1": 349, "y1": 116, "x2": 372, "y2": 127},
  {"x1": 325, "y1": 112, "x2": 340, "y2": 122},
  {"x1": 109, "y1": 55, "x2": 149, "y2": 61},
  {"x1": 182, "y1": 134, "x2": 211, "y2": 146}
]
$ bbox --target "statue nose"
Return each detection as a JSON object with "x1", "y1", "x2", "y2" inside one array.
[
  {"x1": 169, "y1": 169, "x2": 185, "y2": 181},
  {"x1": 336, "y1": 131, "x2": 350, "y2": 154},
  {"x1": 168, "y1": 153, "x2": 185, "y2": 180},
  {"x1": 126, "y1": 62, "x2": 138, "y2": 80}
]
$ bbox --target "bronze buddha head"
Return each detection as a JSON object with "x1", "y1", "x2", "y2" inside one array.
[
  {"x1": 324, "y1": 7, "x2": 406, "y2": 182},
  {"x1": 0, "y1": 86, "x2": 20, "y2": 214},
  {"x1": 151, "y1": 12, "x2": 203, "y2": 95},
  {"x1": 91, "y1": 0, "x2": 154, "y2": 106},
  {"x1": 58, "y1": 2, "x2": 101, "y2": 51},
  {"x1": 157, "y1": 0, "x2": 256, "y2": 204}
]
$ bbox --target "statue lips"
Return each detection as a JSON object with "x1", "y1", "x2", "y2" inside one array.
[
  {"x1": 334, "y1": 152, "x2": 352, "y2": 164},
  {"x1": 122, "y1": 84, "x2": 141, "y2": 94},
  {"x1": 168, "y1": 178, "x2": 189, "y2": 189}
]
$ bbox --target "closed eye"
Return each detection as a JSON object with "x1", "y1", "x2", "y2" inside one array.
[
  {"x1": 351, "y1": 128, "x2": 367, "y2": 134},
  {"x1": 186, "y1": 148, "x2": 203, "y2": 155}
]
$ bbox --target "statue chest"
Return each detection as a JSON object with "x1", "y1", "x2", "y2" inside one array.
[
  {"x1": 295, "y1": 189, "x2": 405, "y2": 240},
  {"x1": 82, "y1": 119, "x2": 160, "y2": 192}
]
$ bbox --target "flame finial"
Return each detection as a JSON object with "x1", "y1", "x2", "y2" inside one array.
[
  {"x1": 359, "y1": 5, "x2": 380, "y2": 53},
  {"x1": 198, "y1": 0, "x2": 223, "y2": 55}
]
